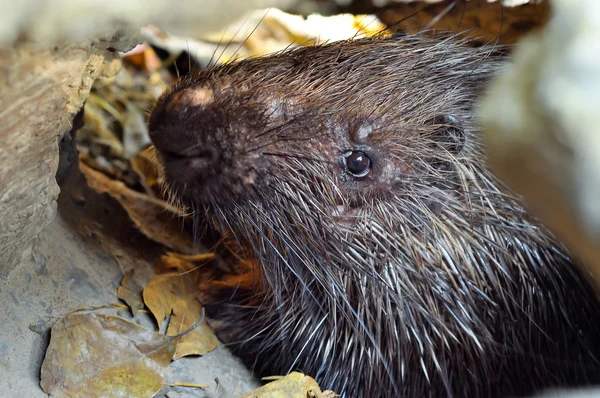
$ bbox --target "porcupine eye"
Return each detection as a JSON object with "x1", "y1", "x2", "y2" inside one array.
[{"x1": 344, "y1": 151, "x2": 371, "y2": 177}]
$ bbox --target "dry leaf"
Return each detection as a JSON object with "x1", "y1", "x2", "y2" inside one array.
[
  {"x1": 171, "y1": 252, "x2": 215, "y2": 262},
  {"x1": 131, "y1": 146, "x2": 162, "y2": 197},
  {"x1": 143, "y1": 258, "x2": 219, "y2": 359},
  {"x1": 156, "y1": 251, "x2": 214, "y2": 274},
  {"x1": 166, "y1": 300, "x2": 219, "y2": 360},
  {"x1": 80, "y1": 94, "x2": 125, "y2": 157},
  {"x1": 80, "y1": 160, "x2": 194, "y2": 254},
  {"x1": 118, "y1": 269, "x2": 145, "y2": 316},
  {"x1": 40, "y1": 313, "x2": 176, "y2": 398},
  {"x1": 79, "y1": 152, "x2": 139, "y2": 187},
  {"x1": 242, "y1": 372, "x2": 332, "y2": 398},
  {"x1": 123, "y1": 44, "x2": 164, "y2": 73},
  {"x1": 122, "y1": 43, "x2": 149, "y2": 70}
]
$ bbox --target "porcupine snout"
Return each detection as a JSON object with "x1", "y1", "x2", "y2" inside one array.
[{"x1": 149, "y1": 84, "x2": 269, "y2": 204}]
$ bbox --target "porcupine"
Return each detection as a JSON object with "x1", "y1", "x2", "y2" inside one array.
[{"x1": 148, "y1": 34, "x2": 600, "y2": 397}]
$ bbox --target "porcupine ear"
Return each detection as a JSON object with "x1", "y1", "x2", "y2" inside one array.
[{"x1": 428, "y1": 114, "x2": 466, "y2": 155}]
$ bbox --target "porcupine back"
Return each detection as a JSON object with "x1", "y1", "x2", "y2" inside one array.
[{"x1": 148, "y1": 34, "x2": 600, "y2": 397}]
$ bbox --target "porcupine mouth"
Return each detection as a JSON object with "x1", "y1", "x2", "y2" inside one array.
[{"x1": 158, "y1": 145, "x2": 246, "y2": 206}]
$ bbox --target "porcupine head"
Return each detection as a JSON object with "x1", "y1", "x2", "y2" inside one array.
[{"x1": 148, "y1": 35, "x2": 600, "y2": 397}]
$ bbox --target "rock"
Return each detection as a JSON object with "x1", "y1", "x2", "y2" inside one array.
[
  {"x1": 479, "y1": 0, "x2": 600, "y2": 287},
  {"x1": 0, "y1": 0, "x2": 295, "y2": 47},
  {"x1": 0, "y1": 34, "x2": 134, "y2": 280}
]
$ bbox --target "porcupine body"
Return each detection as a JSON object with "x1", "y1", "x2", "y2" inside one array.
[{"x1": 148, "y1": 35, "x2": 600, "y2": 397}]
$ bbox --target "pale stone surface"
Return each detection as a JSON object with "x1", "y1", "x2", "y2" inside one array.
[
  {"x1": 0, "y1": 0, "x2": 295, "y2": 47},
  {"x1": 366, "y1": 0, "x2": 538, "y2": 7},
  {"x1": 480, "y1": 0, "x2": 600, "y2": 287},
  {"x1": 534, "y1": 388, "x2": 600, "y2": 398},
  {"x1": 0, "y1": 37, "x2": 132, "y2": 281}
]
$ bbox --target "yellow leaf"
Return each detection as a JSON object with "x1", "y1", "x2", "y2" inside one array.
[
  {"x1": 40, "y1": 313, "x2": 176, "y2": 398},
  {"x1": 242, "y1": 372, "x2": 332, "y2": 398},
  {"x1": 143, "y1": 272, "x2": 184, "y2": 325},
  {"x1": 117, "y1": 269, "x2": 145, "y2": 316},
  {"x1": 68, "y1": 362, "x2": 163, "y2": 398},
  {"x1": 143, "y1": 267, "x2": 219, "y2": 359},
  {"x1": 166, "y1": 300, "x2": 219, "y2": 360},
  {"x1": 131, "y1": 146, "x2": 162, "y2": 197},
  {"x1": 156, "y1": 252, "x2": 203, "y2": 274}
]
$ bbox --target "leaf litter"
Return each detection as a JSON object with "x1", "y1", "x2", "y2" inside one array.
[
  {"x1": 241, "y1": 372, "x2": 336, "y2": 398},
  {"x1": 79, "y1": 161, "x2": 194, "y2": 254},
  {"x1": 40, "y1": 311, "x2": 205, "y2": 397},
  {"x1": 143, "y1": 252, "x2": 219, "y2": 360},
  {"x1": 40, "y1": 255, "x2": 218, "y2": 398},
  {"x1": 117, "y1": 269, "x2": 145, "y2": 316}
]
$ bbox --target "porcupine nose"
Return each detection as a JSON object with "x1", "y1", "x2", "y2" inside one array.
[
  {"x1": 154, "y1": 141, "x2": 223, "y2": 199},
  {"x1": 149, "y1": 85, "x2": 262, "y2": 202},
  {"x1": 149, "y1": 127, "x2": 220, "y2": 201},
  {"x1": 147, "y1": 83, "x2": 227, "y2": 194}
]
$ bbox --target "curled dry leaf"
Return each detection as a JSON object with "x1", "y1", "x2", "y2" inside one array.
[
  {"x1": 118, "y1": 269, "x2": 145, "y2": 316},
  {"x1": 40, "y1": 313, "x2": 176, "y2": 398},
  {"x1": 174, "y1": 253, "x2": 215, "y2": 262},
  {"x1": 143, "y1": 253, "x2": 219, "y2": 360},
  {"x1": 79, "y1": 160, "x2": 194, "y2": 254},
  {"x1": 242, "y1": 372, "x2": 333, "y2": 398}
]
